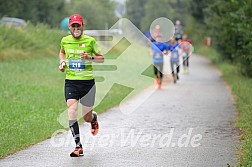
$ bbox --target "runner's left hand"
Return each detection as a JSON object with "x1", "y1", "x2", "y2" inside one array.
[{"x1": 80, "y1": 52, "x2": 91, "y2": 60}]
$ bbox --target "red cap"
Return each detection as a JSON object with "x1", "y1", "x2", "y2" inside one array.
[{"x1": 69, "y1": 14, "x2": 83, "y2": 26}]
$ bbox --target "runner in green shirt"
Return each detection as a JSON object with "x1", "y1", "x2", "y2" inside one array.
[{"x1": 58, "y1": 14, "x2": 104, "y2": 157}]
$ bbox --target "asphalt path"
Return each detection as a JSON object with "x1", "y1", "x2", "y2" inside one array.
[{"x1": 0, "y1": 55, "x2": 239, "y2": 167}]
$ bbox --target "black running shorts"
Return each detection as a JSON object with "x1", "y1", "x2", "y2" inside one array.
[{"x1": 64, "y1": 79, "x2": 96, "y2": 107}]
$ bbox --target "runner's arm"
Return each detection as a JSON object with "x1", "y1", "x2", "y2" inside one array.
[
  {"x1": 59, "y1": 49, "x2": 66, "y2": 72},
  {"x1": 80, "y1": 52, "x2": 104, "y2": 63},
  {"x1": 93, "y1": 52, "x2": 104, "y2": 63},
  {"x1": 59, "y1": 49, "x2": 66, "y2": 63}
]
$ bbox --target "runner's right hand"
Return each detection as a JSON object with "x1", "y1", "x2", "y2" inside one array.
[{"x1": 59, "y1": 61, "x2": 66, "y2": 72}]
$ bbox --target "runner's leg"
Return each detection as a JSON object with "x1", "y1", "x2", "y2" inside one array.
[
  {"x1": 153, "y1": 64, "x2": 159, "y2": 84},
  {"x1": 176, "y1": 62, "x2": 180, "y2": 80},
  {"x1": 80, "y1": 84, "x2": 99, "y2": 136},
  {"x1": 159, "y1": 63, "x2": 163, "y2": 84},
  {"x1": 67, "y1": 99, "x2": 81, "y2": 145}
]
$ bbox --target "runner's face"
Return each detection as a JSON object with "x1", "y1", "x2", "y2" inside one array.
[
  {"x1": 171, "y1": 38, "x2": 176, "y2": 44},
  {"x1": 156, "y1": 37, "x2": 161, "y2": 43},
  {"x1": 70, "y1": 23, "x2": 84, "y2": 38}
]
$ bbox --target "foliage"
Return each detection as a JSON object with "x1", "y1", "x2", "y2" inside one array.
[
  {"x1": 64, "y1": 0, "x2": 118, "y2": 30},
  {"x1": 125, "y1": 0, "x2": 148, "y2": 29},
  {"x1": 0, "y1": 0, "x2": 118, "y2": 29},
  {"x1": 140, "y1": 0, "x2": 175, "y2": 31},
  {"x1": 126, "y1": 0, "x2": 190, "y2": 31},
  {"x1": 189, "y1": 0, "x2": 252, "y2": 77},
  {"x1": 0, "y1": 24, "x2": 66, "y2": 60},
  {"x1": 0, "y1": 0, "x2": 65, "y2": 27}
]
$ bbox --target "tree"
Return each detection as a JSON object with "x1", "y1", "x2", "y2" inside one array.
[
  {"x1": 125, "y1": 0, "x2": 148, "y2": 29},
  {"x1": 140, "y1": 0, "x2": 176, "y2": 32},
  {"x1": 0, "y1": 0, "x2": 66, "y2": 27},
  {"x1": 188, "y1": 0, "x2": 211, "y2": 24},
  {"x1": 127, "y1": 0, "x2": 189, "y2": 32},
  {"x1": 169, "y1": 0, "x2": 191, "y2": 25},
  {"x1": 65, "y1": 0, "x2": 118, "y2": 30},
  {"x1": 0, "y1": 0, "x2": 25, "y2": 19},
  {"x1": 189, "y1": 0, "x2": 252, "y2": 77}
]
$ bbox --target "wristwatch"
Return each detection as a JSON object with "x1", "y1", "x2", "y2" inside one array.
[{"x1": 90, "y1": 56, "x2": 95, "y2": 60}]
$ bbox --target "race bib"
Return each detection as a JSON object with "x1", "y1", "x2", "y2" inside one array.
[
  {"x1": 172, "y1": 52, "x2": 179, "y2": 59},
  {"x1": 69, "y1": 59, "x2": 85, "y2": 71},
  {"x1": 154, "y1": 53, "x2": 162, "y2": 59}
]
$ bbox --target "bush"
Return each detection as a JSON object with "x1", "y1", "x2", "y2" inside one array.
[{"x1": 0, "y1": 23, "x2": 66, "y2": 60}]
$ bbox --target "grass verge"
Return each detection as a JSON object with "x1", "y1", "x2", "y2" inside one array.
[{"x1": 196, "y1": 45, "x2": 252, "y2": 166}]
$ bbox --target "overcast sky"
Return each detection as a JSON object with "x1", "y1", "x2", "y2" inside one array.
[{"x1": 113, "y1": 0, "x2": 126, "y2": 4}]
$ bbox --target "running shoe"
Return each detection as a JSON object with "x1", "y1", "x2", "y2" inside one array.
[
  {"x1": 91, "y1": 112, "x2": 99, "y2": 136},
  {"x1": 70, "y1": 145, "x2": 83, "y2": 157}
]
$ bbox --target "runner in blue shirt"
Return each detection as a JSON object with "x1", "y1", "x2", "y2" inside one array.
[
  {"x1": 150, "y1": 35, "x2": 167, "y2": 89},
  {"x1": 167, "y1": 37, "x2": 180, "y2": 83}
]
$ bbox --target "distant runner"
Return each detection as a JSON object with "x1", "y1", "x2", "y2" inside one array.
[
  {"x1": 150, "y1": 35, "x2": 168, "y2": 89},
  {"x1": 174, "y1": 20, "x2": 183, "y2": 42},
  {"x1": 180, "y1": 34, "x2": 192, "y2": 74},
  {"x1": 167, "y1": 37, "x2": 180, "y2": 83}
]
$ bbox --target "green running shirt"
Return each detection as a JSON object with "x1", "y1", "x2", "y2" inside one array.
[{"x1": 60, "y1": 34, "x2": 100, "y2": 80}]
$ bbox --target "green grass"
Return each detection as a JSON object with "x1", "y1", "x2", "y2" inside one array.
[
  {"x1": 0, "y1": 25, "x2": 154, "y2": 158},
  {"x1": 94, "y1": 84, "x2": 134, "y2": 113},
  {"x1": 0, "y1": 24, "x2": 65, "y2": 61},
  {"x1": 195, "y1": 45, "x2": 252, "y2": 166},
  {"x1": 220, "y1": 63, "x2": 252, "y2": 167},
  {"x1": 0, "y1": 57, "x2": 66, "y2": 157}
]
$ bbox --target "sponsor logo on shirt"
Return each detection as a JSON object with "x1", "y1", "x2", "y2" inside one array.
[{"x1": 79, "y1": 44, "x2": 85, "y2": 47}]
